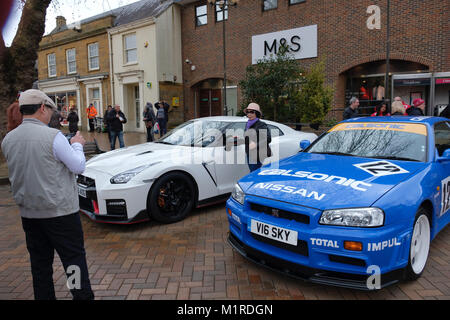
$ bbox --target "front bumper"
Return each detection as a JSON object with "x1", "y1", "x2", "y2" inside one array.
[
  {"x1": 77, "y1": 173, "x2": 152, "y2": 224},
  {"x1": 226, "y1": 195, "x2": 412, "y2": 290}
]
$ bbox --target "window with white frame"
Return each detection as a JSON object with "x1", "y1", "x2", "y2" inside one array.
[
  {"x1": 263, "y1": 0, "x2": 278, "y2": 11},
  {"x1": 66, "y1": 48, "x2": 76, "y2": 74},
  {"x1": 88, "y1": 43, "x2": 99, "y2": 70},
  {"x1": 124, "y1": 33, "x2": 137, "y2": 64},
  {"x1": 215, "y1": 3, "x2": 228, "y2": 21},
  {"x1": 48, "y1": 53, "x2": 56, "y2": 77}
]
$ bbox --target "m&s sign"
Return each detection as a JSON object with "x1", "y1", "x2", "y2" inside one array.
[{"x1": 251, "y1": 25, "x2": 317, "y2": 64}]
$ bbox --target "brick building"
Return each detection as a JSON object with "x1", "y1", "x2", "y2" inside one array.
[
  {"x1": 38, "y1": 15, "x2": 114, "y2": 130},
  {"x1": 177, "y1": 0, "x2": 449, "y2": 121}
]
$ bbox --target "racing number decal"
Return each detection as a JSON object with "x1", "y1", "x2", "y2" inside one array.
[
  {"x1": 441, "y1": 177, "x2": 450, "y2": 217},
  {"x1": 353, "y1": 161, "x2": 409, "y2": 177}
]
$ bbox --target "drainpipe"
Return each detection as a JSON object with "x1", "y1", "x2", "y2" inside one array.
[{"x1": 108, "y1": 30, "x2": 115, "y2": 106}]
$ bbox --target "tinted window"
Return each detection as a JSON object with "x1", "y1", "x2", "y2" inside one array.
[{"x1": 434, "y1": 121, "x2": 450, "y2": 156}]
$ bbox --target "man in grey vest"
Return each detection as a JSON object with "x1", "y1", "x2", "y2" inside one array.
[{"x1": 1, "y1": 89, "x2": 94, "y2": 300}]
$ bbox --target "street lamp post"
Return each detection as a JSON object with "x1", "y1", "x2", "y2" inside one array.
[
  {"x1": 384, "y1": 0, "x2": 391, "y2": 104},
  {"x1": 207, "y1": 0, "x2": 239, "y2": 116}
]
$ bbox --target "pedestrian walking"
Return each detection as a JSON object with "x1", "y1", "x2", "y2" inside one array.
[
  {"x1": 106, "y1": 104, "x2": 127, "y2": 150},
  {"x1": 67, "y1": 106, "x2": 79, "y2": 133},
  {"x1": 1, "y1": 89, "x2": 94, "y2": 300},
  {"x1": 6, "y1": 92, "x2": 23, "y2": 132},
  {"x1": 86, "y1": 103, "x2": 97, "y2": 132},
  {"x1": 243, "y1": 102, "x2": 272, "y2": 172},
  {"x1": 343, "y1": 97, "x2": 360, "y2": 120},
  {"x1": 143, "y1": 102, "x2": 156, "y2": 142},
  {"x1": 155, "y1": 99, "x2": 170, "y2": 135}
]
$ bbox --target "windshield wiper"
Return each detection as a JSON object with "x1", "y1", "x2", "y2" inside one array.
[
  {"x1": 310, "y1": 151, "x2": 354, "y2": 157},
  {"x1": 154, "y1": 141, "x2": 174, "y2": 145},
  {"x1": 368, "y1": 155, "x2": 420, "y2": 162}
]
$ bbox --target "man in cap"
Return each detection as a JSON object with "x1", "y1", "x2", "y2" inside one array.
[
  {"x1": 1, "y1": 89, "x2": 94, "y2": 300},
  {"x1": 243, "y1": 102, "x2": 272, "y2": 172},
  {"x1": 407, "y1": 98, "x2": 426, "y2": 116}
]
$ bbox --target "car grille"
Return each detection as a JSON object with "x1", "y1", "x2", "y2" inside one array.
[
  {"x1": 251, "y1": 233, "x2": 309, "y2": 257},
  {"x1": 77, "y1": 175, "x2": 95, "y2": 188},
  {"x1": 250, "y1": 202, "x2": 310, "y2": 225},
  {"x1": 78, "y1": 175, "x2": 97, "y2": 212}
]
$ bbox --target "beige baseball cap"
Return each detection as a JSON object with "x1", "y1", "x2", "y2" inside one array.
[{"x1": 19, "y1": 89, "x2": 56, "y2": 110}]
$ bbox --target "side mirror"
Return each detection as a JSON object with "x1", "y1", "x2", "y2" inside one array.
[
  {"x1": 437, "y1": 148, "x2": 450, "y2": 162},
  {"x1": 299, "y1": 140, "x2": 311, "y2": 150}
]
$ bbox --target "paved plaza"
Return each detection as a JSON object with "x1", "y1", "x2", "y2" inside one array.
[{"x1": 0, "y1": 130, "x2": 449, "y2": 300}]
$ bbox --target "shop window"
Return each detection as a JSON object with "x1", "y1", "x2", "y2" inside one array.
[
  {"x1": 88, "y1": 43, "x2": 99, "y2": 70},
  {"x1": 263, "y1": 0, "x2": 278, "y2": 11},
  {"x1": 124, "y1": 33, "x2": 137, "y2": 64},
  {"x1": 66, "y1": 48, "x2": 76, "y2": 74},
  {"x1": 289, "y1": 0, "x2": 306, "y2": 5},
  {"x1": 345, "y1": 76, "x2": 387, "y2": 116},
  {"x1": 196, "y1": 5, "x2": 207, "y2": 26},
  {"x1": 215, "y1": 3, "x2": 228, "y2": 22},
  {"x1": 48, "y1": 53, "x2": 56, "y2": 77}
]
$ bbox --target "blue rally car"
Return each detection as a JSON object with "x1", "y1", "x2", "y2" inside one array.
[{"x1": 226, "y1": 116, "x2": 450, "y2": 290}]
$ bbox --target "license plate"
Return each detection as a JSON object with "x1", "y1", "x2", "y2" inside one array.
[
  {"x1": 78, "y1": 186, "x2": 87, "y2": 198},
  {"x1": 250, "y1": 220, "x2": 298, "y2": 246}
]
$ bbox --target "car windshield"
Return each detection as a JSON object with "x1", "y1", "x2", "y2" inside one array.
[
  {"x1": 307, "y1": 122, "x2": 428, "y2": 162},
  {"x1": 157, "y1": 120, "x2": 244, "y2": 147}
]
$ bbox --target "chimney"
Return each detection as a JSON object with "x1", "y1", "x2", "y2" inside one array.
[{"x1": 56, "y1": 16, "x2": 66, "y2": 28}]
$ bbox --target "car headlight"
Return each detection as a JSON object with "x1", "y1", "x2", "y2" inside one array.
[
  {"x1": 110, "y1": 162, "x2": 161, "y2": 184},
  {"x1": 319, "y1": 207, "x2": 384, "y2": 227},
  {"x1": 231, "y1": 183, "x2": 245, "y2": 205}
]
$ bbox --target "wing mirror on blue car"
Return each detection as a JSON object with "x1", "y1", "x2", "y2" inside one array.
[
  {"x1": 437, "y1": 148, "x2": 450, "y2": 162},
  {"x1": 300, "y1": 140, "x2": 311, "y2": 151}
]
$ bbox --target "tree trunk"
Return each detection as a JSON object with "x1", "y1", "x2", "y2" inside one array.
[{"x1": 0, "y1": 0, "x2": 52, "y2": 141}]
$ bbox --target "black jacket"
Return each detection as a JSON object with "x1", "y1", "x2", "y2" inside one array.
[
  {"x1": 406, "y1": 106, "x2": 424, "y2": 116},
  {"x1": 67, "y1": 111, "x2": 79, "y2": 132},
  {"x1": 245, "y1": 119, "x2": 272, "y2": 163},
  {"x1": 106, "y1": 110, "x2": 127, "y2": 132},
  {"x1": 343, "y1": 107, "x2": 358, "y2": 120}
]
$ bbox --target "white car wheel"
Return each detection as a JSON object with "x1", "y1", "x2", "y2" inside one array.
[{"x1": 405, "y1": 209, "x2": 430, "y2": 280}]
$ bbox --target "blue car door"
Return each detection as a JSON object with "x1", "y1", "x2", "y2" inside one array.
[{"x1": 434, "y1": 121, "x2": 450, "y2": 232}]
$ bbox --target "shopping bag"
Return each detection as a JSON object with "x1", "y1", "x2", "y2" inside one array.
[{"x1": 153, "y1": 122, "x2": 160, "y2": 134}]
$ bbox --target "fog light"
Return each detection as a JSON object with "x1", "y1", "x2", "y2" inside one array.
[{"x1": 344, "y1": 241, "x2": 362, "y2": 251}]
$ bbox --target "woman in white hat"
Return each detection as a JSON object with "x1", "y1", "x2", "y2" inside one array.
[{"x1": 244, "y1": 102, "x2": 272, "y2": 172}]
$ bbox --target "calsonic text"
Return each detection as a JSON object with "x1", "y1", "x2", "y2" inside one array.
[
  {"x1": 253, "y1": 182, "x2": 325, "y2": 200},
  {"x1": 258, "y1": 169, "x2": 372, "y2": 192}
]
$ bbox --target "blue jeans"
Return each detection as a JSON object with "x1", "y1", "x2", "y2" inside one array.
[
  {"x1": 158, "y1": 118, "x2": 167, "y2": 135},
  {"x1": 110, "y1": 131, "x2": 124, "y2": 150}
]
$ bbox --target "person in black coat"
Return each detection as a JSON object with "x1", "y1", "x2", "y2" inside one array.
[
  {"x1": 407, "y1": 98, "x2": 425, "y2": 116},
  {"x1": 67, "y1": 107, "x2": 79, "y2": 133},
  {"x1": 343, "y1": 97, "x2": 360, "y2": 120},
  {"x1": 106, "y1": 105, "x2": 127, "y2": 150},
  {"x1": 243, "y1": 102, "x2": 272, "y2": 172},
  {"x1": 143, "y1": 102, "x2": 156, "y2": 142}
]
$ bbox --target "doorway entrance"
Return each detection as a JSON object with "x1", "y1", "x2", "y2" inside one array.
[{"x1": 199, "y1": 89, "x2": 222, "y2": 117}]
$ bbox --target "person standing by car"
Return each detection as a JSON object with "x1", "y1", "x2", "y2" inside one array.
[
  {"x1": 370, "y1": 103, "x2": 390, "y2": 116},
  {"x1": 155, "y1": 99, "x2": 170, "y2": 135},
  {"x1": 67, "y1": 106, "x2": 79, "y2": 134},
  {"x1": 391, "y1": 101, "x2": 407, "y2": 115},
  {"x1": 407, "y1": 98, "x2": 426, "y2": 116},
  {"x1": 107, "y1": 104, "x2": 127, "y2": 150},
  {"x1": 86, "y1": 103, "x2": 97, "y2": 132},
  {"x1": 1, "y1": 89, "x2": 94, "y2": 300},
  {"x1": 343, "y1": 97, "x2": 360, "y2": 120},
  {"x1": 143, "y1": 102, "x2": 156, "y2": 142},
  {"x1": 244, "y1": 102, "x2": 272, "y2": 172}
]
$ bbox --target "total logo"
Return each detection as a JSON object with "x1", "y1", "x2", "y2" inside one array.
[{"x1": 310, "y1": 238, "x2": 339, "y2": 248}]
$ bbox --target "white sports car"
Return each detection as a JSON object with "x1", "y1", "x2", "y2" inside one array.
[{"x1": 77, "y1": 116, "x2": 317, "y2": 224}]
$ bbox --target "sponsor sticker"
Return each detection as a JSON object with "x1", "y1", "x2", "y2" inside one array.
[
  {"x1": 353, "y1": 160, "x2": 409, "y2": 177},
  {"x1": 330, "y1": 122, "x2": 427, "y2": 136},
  {"x1": 440, "y1": 176, "x2": 450, "y2": 217}
]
